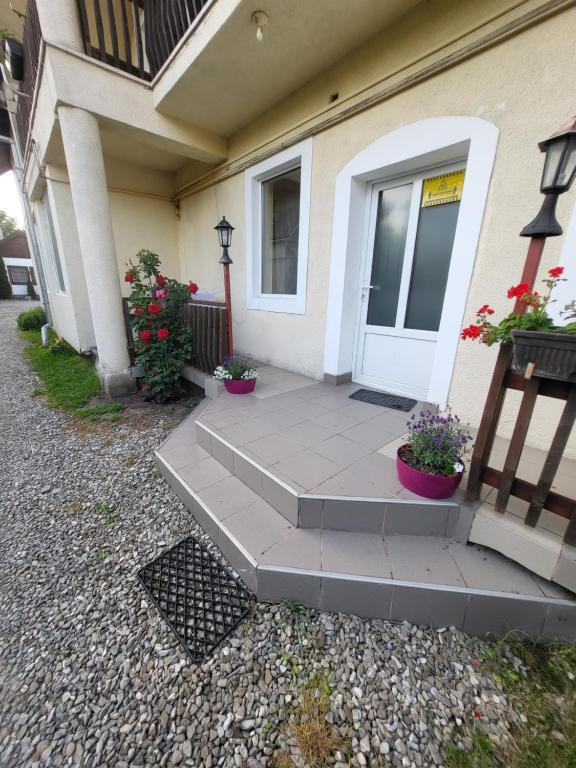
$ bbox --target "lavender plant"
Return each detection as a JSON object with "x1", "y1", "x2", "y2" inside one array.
[{"x1": 404, "y1": 409, "x2": 473, "y2": 476}]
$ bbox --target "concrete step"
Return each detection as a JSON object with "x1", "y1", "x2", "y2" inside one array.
[
  {"x1": 155, "y1": 412, "x2": 576, "y2": 642},
  {"x1": 195, "y1": 419, "x2": 473, "y2": 541}
]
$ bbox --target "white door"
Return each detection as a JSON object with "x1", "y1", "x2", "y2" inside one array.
[{"x1": 353, "y1": 164, "x2": 465, "y2": 401}]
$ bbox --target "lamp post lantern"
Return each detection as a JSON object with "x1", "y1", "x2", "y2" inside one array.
[{"x1": 215, "y1": 216, "x2": 235, "y2": 356}]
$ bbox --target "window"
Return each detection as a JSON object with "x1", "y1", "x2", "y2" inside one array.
[
  {"x1": 245, "y1": 139, "x2": 312, "y2": 314},
  {"x1": 38, "y1": 190, "x2": 65, "y2": 293},
  {"x1": 7, "y1": 265, "x2": 30, "y2": 285}
]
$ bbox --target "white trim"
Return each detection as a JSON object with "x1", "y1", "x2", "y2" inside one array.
[
  {"x1": 550, "y1": 199, "x2": 576, "y2": 324},
  {"x1": 324, "y1": 116, "x2": 499, "y2": 407},
  {"x1": 245, "y1": 138, "x2": 312, "y2": 314}
]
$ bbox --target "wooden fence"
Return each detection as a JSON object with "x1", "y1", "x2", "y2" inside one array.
[{"x1": 122, "y1": 298, "x2": 229, "y2": 375}]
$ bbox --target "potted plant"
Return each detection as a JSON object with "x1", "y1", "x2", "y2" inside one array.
[
  {"x1": 214, "y1": 356, "x2": 258, "y2": 394},
  {"x1": 396, "y1": 409, "x2": 473, "y2": 499},
  {"x1": 461, "y1": 266, "x2": 576, "y2": 381}
]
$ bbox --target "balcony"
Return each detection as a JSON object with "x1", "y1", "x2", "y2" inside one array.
[{"x1": 76, "y1": 0, "x2": 211, "y2": 81}]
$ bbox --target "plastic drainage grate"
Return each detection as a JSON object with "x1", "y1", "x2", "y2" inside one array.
[
  {"x1": 138, "y1": 536, "x2": 254, "y2": 662},
  {"x1": 349, "y1": 389, "x2": 417, "y2": 412}
]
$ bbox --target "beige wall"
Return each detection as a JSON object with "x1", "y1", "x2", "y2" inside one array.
[{"x1": 176, "y1": 2, "x2": 576, "y2": 454}]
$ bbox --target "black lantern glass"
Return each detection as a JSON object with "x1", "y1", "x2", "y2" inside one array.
[
  {"x1": 521, "y1": 116, "x2": 576, "y2": 238},
  {"x1": 215, "y1": 217, "x2": 234, "y2": 248},
  {"x1": 215, "y1": 216, "x2": 234, "y2": 264}
]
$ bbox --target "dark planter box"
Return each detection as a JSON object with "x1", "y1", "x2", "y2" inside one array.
[{"x1": 512, "y1": 330, "x2": 576, "y2": 382}]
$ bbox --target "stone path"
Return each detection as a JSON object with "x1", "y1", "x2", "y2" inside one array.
[{"x1": 0, "y1": 300, "x2": 521, "y2": 767}]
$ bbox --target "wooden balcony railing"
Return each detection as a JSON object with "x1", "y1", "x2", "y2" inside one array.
[
  {"x1": 123, "y1": 298, "x2": 229, "y2": 375},
  {"x1": 15, "y1": 0, "x2": 42, "y2": 151},
  {"x1": 76, "y1": 0, "x2": 210, "y2": 80}
]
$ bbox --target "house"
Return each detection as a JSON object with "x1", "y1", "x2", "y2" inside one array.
[
  {"x1": 0, "y1": 229, "x2": 37, "y2": 296},
  {"x1": 2, "y1": 0, "x2": 576, "y2": 633}
]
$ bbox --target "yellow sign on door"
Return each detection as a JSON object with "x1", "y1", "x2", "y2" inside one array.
[{"x1": 421, "y1": 170, "x2": 465, "y2": 207}]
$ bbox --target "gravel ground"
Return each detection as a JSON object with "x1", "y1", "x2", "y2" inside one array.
[{"x1": 0, "y1": 300, "x2": 520, "y2": 768}]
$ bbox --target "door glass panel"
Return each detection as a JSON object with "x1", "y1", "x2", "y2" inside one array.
[
  {"x1": 366, "y1": 183, "x2": 412, "y2": 327},
  {"x1": 261, "y1": 167, "x2": 301, "y2": 295},
  {"x1": 404, "y1": 199, "x2": 460, "y2": 331}
]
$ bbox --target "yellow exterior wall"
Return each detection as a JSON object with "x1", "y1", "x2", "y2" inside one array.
[{"x1": 177, "y1": 2, "x2": 576, "y2": 454}]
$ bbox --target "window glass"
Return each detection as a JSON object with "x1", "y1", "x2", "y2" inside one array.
[
  {"x1": 261, "y1": 167, "x2": 301, "y2": 295},
  {"x1": 40, "y1": 191, "x2": 65, "y2": 293},
  {"x1": 8, "y1": 265, "x2": 29, "y2": 285},
  {"x1": 404, "y1": 199, "x2": 460, "y2": 331},
  {"x1": 366, "y1": 184, "x2": 412, "y2": 327}
]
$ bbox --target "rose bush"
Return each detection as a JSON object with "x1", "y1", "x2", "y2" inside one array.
[{"x1": 125, "y1": 249, "x2": 199, "y2": 401}]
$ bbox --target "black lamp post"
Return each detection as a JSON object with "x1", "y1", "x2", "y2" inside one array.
[
  {"x1": 214, "y1": 217, "x2": 235, "y2": 356},
  {"x1": 521, "y1": 116, "x2": 576, "y2": 237}
]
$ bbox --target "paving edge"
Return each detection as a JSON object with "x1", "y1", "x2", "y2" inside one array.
[{"x1": 155, "y1": 450, "x2": 576, "y2": 642}]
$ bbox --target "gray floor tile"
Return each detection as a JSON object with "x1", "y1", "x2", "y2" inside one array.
[
  {"x1": 260, "y1": 530, "x2": 322, "y2": 569},
  {"x1": 342, "y1": 422, "x2": 396, "y2": 451},
  {"x1": 262, "y1": 409, "x2": 306, "y2": 430},
  {"x1": 220, "y1": 418, "x2": 277, "y2": 445},
  {"x1": 281, "y1": 421, "x2": 336, "y2": 448},
  {"x1": 463, "y1": 594, "x2": 547, "y2": 638},
  {"x1": 202, "y1": 408, "x2": 248, "y2": 430},
  {"x1": 197, "y1": 475, "x2": 262, "y2": 521},
  {"x1": 284, "y1": 399, "x2": 332, "y2": 419},
  {"x1": 234, "y1": 453, "x2": 264, "y2": 495},
  {"x1": 299, "y1": 497, "x2": 323, "y2": 528},
  {"x1": 177, "y1": 456, "x2": 231, "y2": 492},
  {"x1": 349, "y1": 453, "x2": 403, "y2": 495},
  {"x1": 244, "y1": 432, "x2": 303, "y2": 465},
  {"x1": 211, "y1": 436, "x2": 235, "y2": 472},
  {"x1": 321, "y1": 575, "x2": 393, "y2": 619},
  {"x1": 322, "y1": 531, "x2": 391, "y2": 577},
  {"x1": 312, "y1": 410, "x2": 361, "y2": 433},
  {"x1": 313, "y1": 434, "x2": 373, "y2": 467},
  {"x1": 256, "y1": 567, "x2": 321, "y2": 608},
  {"x1": 391, "y1": 585, "x2": 468, "y2": 629},
  {"x1": 384, "y1": 503, "x2": 450, "y2": 537},
  {"x1": 160, "y1": 443, "x2": 209, "y2": 470},
  {"x1": 385, "y1": 536, "x2": 466, "y2": 587},
  {"x1": 218, "y1": 528, "x2": 257, "y2": 592},
  {"x1": 261, "y1": 473, "x2": 299, "y2": 525},
  {"x1": 449, "y1": 542, "x2": 544, "y2": 595},
  {"x1": 337, "y1": 401, "x2": 387, "y2": 422},
  {"x1": 322, "y1": 498, "x2": 385, "y2": 534},
  {"x1": 272, "y1": 450, "x2": 341, "y2": 491},
  {"x1": 224, "y1": 500, "x2": 294, "y2": 557},
  {"x1": 310, "y1": 468, "x2": 390, "y2": 498},
  {"x1": 541, "y1": 604, "x2": 576, "y2": 642}
]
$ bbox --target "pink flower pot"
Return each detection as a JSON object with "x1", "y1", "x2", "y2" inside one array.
[
  {"x1": 224, "y1": 379, "x2": 256, "y2": 395},
  {"x1": 396, "y1": 445, "x2": 463, "y2": 499}
]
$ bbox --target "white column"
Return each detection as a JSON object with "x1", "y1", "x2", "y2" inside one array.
[
  {"x1": 58, "y1": 105, "x2": 135, "y2": 396},
  {"x1": 35, "y1": 0, "x2": 84, "y2": 51}
]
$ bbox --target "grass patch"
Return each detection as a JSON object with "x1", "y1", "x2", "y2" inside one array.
[
  {"x1": 291, "y1": 674, "x2": 342, "y2": 768},
  {"x1": 21, "y1": 330, "x2": 101, "y2": 409},
  {"x1": 75, "y1": 403, "x2": 124, "y2": 421},
  {"x1": 95, "y1": 500, "x2": 118, "y2": 528},
  {"x1": 445, "y1": 641, "x2": 576, "y2": 768}
]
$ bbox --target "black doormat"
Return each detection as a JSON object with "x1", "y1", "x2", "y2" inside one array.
[
  {"x1": 138, "y1": 536, "x2": 254, "y2": 663},
  {"x1": 349, "y1": 389, "x2": 417, "y2": 412}
]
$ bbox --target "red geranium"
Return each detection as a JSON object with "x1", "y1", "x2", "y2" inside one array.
[
  {"x1": 461, "y1": 324, "x2": 483, "y2": 340},
  {"x1": 188, "y1": 281, "x2": 199, "y2": 295},
  {"x1": 139, "y1": 329, "x2": 152, "y2": 345},
  {"x1": 476, "y1": 304, "x2": 494, "y2": 316},
  {"x1": 157, "y1": 328, "x2": 170, "y2": 341},
  {"x1": 124, "y1": 271, "x2": 135, "y2": 283},
  {"x1": 147, "y1": 302, "x2": 161, "y2": 316},
  {"x1": 134, "y1": 307, "x2": 143, "y2": 317},
  {"x1": 507, "y1": 282, "x2": 530, "y2": 299},
  {"x1": 548, "y1": 266, "x2": 564, "y2": 278},
  {"x1": 156, "y1": 274, "x2": 167, "y2": 287}
]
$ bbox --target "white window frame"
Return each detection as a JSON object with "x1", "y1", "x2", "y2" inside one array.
[{"x1": 245, "y1": 138, "x2": 312, "y2": 314}]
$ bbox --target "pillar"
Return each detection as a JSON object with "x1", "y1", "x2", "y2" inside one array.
[{"x1": 58, "y1": 105, "x2": 136, "y2": 396}]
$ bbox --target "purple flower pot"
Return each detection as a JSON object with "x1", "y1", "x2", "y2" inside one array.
[
  {"x1": 224, "y1": 379, "x2": 256, "y2": 395},
  {"x1": 396, "y1": 445, "x2": 463, "y2": 499}
]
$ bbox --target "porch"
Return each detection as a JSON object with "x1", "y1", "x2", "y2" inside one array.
[{"x1": 155, "y1": 364, "x2": 576, "y2": 641}]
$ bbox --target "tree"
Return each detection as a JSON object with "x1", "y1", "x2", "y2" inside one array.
[
  {"x1": 0, "y1": 210, "x2": 18, "y2": 237},
  {"x1": 0, "y1": 258, "x2": 12, "y2": 299}
]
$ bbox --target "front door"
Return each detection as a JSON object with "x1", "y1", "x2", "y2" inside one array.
[{"x1": 353, "y1": 164, "x2": 465, "y2": 401}]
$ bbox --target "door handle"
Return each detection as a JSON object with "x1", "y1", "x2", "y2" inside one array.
[{"x1": 362, "y1": 285, "x2": 374, "y2": 291}]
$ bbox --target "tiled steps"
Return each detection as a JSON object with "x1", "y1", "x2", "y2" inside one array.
[
  {"x1": 155, "y1": 411, "x2": 576, "y2": 642},
  {"x1": 195, "y1": 420, "x2": 473, "y2": 541}
]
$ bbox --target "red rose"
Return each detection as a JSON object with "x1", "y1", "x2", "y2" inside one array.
[
  {"x1": 188, "y1": 281, "x2": 199, "y2": 295},
  {"x1": 124, "y1": 272, "x2": 135, "y2": 283},
  {"x1": 548, "y1": 266, "x2": 564, "y2": 278},
  {"x1": 507, "y1": 282, "x2": 530, "y2": 299},
  {"x1": 134, "y1": 307, "x2": 143, "y2": 317},
  {"x1": 156, "y1": 274, "x2": 167, "y2": 287},
  {"x1": 157, "y1": 328, "x2": 170, "y2": 341},
  {"x1": 147, "y1": 303, "x2": 161, "y2": 316},
  {"x1": 139, "y1": 329, "x2": 152, "y2": 345}
]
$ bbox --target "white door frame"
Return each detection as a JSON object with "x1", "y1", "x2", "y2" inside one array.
[
  {"x1": 353, "y1": 161, "x2": 466, "y2": 398},
  {"x1": 324, "y1": 116, "x2": 499, "y2": 407}
]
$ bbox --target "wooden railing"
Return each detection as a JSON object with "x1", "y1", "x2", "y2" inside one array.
[
  {"x1": 76, "y1": 0, "x2": 211, "y2": 80},
  {"x1": 467, "y1": 344, "x2": 576, "y2": 545},
  {"x1": 15, "y1": 0, "x2": 42, "y2": 151},
  {"x1": 122, "y1": 298, "x2": 229, "y2": 375}
]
